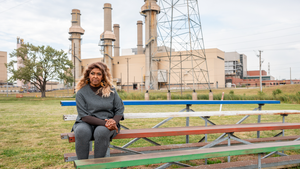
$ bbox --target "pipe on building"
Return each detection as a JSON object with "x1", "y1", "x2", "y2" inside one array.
[
  {"x1": 137, "y1": 20, "x2": 143, "y2": 54},
  {"x1": 113, "y1": 24, "x2": 120, "y2": 57}
]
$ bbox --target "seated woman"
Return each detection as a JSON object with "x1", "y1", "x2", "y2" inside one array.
[{"x1": 72, "y1": 62, "x2": 124, "y2": 159}]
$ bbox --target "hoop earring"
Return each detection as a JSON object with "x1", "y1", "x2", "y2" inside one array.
[
  {"x1": 86, "y1": 78, "x2": 90, "y2": 84},
  {"x1": 100, "y1": 80, "x2": 106, "y2": 87}
]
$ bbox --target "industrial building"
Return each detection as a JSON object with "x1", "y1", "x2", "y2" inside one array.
[
  {"x1": 0, "y1": 51, "x2": 7, "y2": 85},
  {"x1": 69, "y1": 1, "x2": 225, "y2": 91},
  {"x1": 225, "y1": 52, "x2": 247, "y2": 79},
  {"x1": 227, "y1": 70, "x2": 300, "y2": 87},
  {"x1": 6, "y1": 1, "x2": 298, "y2": 93}
]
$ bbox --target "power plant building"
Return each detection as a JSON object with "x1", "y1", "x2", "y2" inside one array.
[
  {"x1": 111, "y1": 48, "x2": 225, "y2": 90},
  {"x1": 70, "y1": 2, "x2": 226, "y2": 90},
  {"x1": 0, "y1": 51, "x2": 7, "y2": 85},
  {"x1": 225, "y1": 52, "x2": 247, "y2": 79}
]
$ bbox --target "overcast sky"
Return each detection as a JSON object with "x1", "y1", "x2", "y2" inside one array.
[{"x1": 1, "y1": 0, "x2": 300, "y2": 80}]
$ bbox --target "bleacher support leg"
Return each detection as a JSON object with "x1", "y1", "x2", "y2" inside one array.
[
  {"x1": 282, "y1": 114, "x2": 288, "y2": 153},
  {"x1": 89, "y1": 141, "x2": 92, "y2": 151},
  {"x1": 257, "y1": 104, "x2": 264, "y2": 138},
  {"x1": 185, "y1": 104, "x2": 191, "y2": 143},
  {"x1": 258, "y1": 153, "x2": 262, "y2": 169},
  {"x1": 228, "y1": 134, "x2": 231, "y2": 162}
]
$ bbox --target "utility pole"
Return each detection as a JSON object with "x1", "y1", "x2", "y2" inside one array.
[
  {"x1": 180, "y1": 52, "x2": 182, "y2": 96},
  {"x1": 6, "y1": 73, "x2": 8, "y2": 97},
  {"x1": 258, "y1": 50, "x2": 263, "y2": 92},
  {"x1": 126, "y1": 58, "x2": 131, "y2": 92},
  {"x1": 141, "y1": 66, "x2": 144, "y2": 93},
  {"x1": 290, "y1": 67, "x2": 292, "y2": 84},
  {"x1": 73, "y1": 43, "x2": 76, "y2": 94}
]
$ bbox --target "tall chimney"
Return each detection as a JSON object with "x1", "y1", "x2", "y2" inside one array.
[
  {"x1": 137, "y1": 20, "x2": 143, "y2": 54},
  {"x1": 69, "y1": 9, "x2": 85, "y2": 84},
  {"x1": 113, "y1": 24, "x2": 120, "y2": 57},
  {"x1": 100, "y1": 3, "x2": 115, "y2": 76},
  {"x1": 16, "y1": 37, "x2": 24, "y2": 87},
  {"x1": 104, "y1": 3, "x2": 112, "y2": 32},
  {"x1": 141, "y1": 0, "x2": 160, "y2": 90}
]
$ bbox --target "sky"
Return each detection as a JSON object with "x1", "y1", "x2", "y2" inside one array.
[{"x1": 1, "y1": 0, "x2": 300, "y2": 80}]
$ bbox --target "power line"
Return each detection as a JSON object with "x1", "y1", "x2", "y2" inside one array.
[
  {"x1": 257, "y1": 48, "x2": 298, "y2": 51},
  {"x1": 203, "y1": 17, "x2": 300, "y2": 34},
  {"x1": 263, "y1": 62, "x2": 300, "y2": 66},
  {"x1": 0, "y1": 0, "x2": 31, "y2": 14},
  {"x1": 206, "y1": 25, "x2": 300, "y2": 42},
  {"x1": 248, "y1": 64, "x2": 300, "y2": 69},
  {"x1": 209, "y1": 33, "x2": 300, "y2": 46},
  {"x1": 231, "y1": 48, "x2": 299, "y2": 53},
  {"x1": 223, "y1": 40, "x2": 300, "y2": 52}
]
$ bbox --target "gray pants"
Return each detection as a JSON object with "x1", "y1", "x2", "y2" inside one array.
[{"x1": 74, "y1": 122, "x2": 117, "y2": 159}]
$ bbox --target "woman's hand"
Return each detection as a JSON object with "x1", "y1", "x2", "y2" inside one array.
[{"x1": 105, "y1": 119, "x2": 118, "y2": 133}]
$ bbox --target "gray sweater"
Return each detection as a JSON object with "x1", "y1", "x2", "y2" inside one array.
[{"x1": 74, "y1": 85, "x2": 124, "y2": 126}]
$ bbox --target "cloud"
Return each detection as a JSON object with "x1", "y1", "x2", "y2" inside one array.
[
  {"x1": 1, "y1": 0, "x2": 300, "y2": 79},
  {"x1": 81, "y1": 43, "x2": 102, "y2": 59}
]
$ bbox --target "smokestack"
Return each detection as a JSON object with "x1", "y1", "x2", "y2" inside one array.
[
  {"x1": 113, "y1": 24, "x2": 120, "y2": 57},
  {"x1": 141, "y1": 0, "x2": 160, "y2": 90},
  {"x1": 16, "y1": 37, "x2": 24, "y2": 87},
  {"x1": 137, "y1": 20, "x2": 143, "y2": 54},
  {"x1": 69, "y1": 9, "x2": 85, "y2": 84},
  {"x1": 104, "y1": 3, "x2": 112, "y2": 32},
  {"x1": 100, "y1": 3, "x2": 115, "y2": 76}
]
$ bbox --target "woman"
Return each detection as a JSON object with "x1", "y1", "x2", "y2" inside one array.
[{"x1": 72, "y1": 62, "x2": 124, "y2": 159}]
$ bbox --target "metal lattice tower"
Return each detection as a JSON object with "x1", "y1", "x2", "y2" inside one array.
[{"x1": 155, "y1": 0, "x2": 211, "y2": 91}]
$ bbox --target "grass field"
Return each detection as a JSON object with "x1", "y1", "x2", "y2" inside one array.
[
  {"x1": 1, "y1": 90, "x2": 300, "y2": 168},
  {"x1": 1, "y1": 84, "x2": 300, "y2": 99}
]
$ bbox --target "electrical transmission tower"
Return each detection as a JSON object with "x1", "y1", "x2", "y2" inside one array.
[{"x1": 155, "y1": 0, "x2": 211, "y2": 91}]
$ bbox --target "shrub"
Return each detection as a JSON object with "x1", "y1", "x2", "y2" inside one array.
[
  {"x1": 171, "y1": 94, "x2": 180, "y2": 99},
  {"x1": 198, "y1": 94, "x2": 208, "y2": 100},
  {"x1": 213, "y1": 93, "x2": 222, "y2": 100},
  {"x1": 207, "y1": 159, "x2": 222, "y2": 164},
  {"x1": 276, "y1": 89, "x2": 282, "y2": 94},
  {"x1": 277, "y1": 94, "x2": 290, "y2": 103},
  {"x1": 272, "y1": 89, "x2": 282, "y2": 96},
  {"x1": 119, "y1": 92, "x2": 127, "y2": 100},
  {"x1": 257, "y1": 91, "x2": 265, "y2": 96},
  {"x1": 289, "y1": 94, "x2": 300, "y2": 104},
  {"x1": 161, "y1": 94, "x2": 167, "y2": 100},
  {"x1": 184, "y1": 94, "x2": 192, "y2": 100},
  {"x1": 229, "y1": 90, "x2": 234, "y2": 95},
  {"x1": 150, "y1": 95, "x2": 157, "y2": 100}
]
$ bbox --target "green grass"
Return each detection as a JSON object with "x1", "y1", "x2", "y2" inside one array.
[
  {"x1": 0, "y1": 96, "x2": 300, "y2": 168},
  {"x1": 118, "y1": 84, "x2": 300, "y2": 103}
]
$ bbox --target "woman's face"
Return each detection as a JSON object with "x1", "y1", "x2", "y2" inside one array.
[{"x1": 89, "y1": 68, "x2": 103, "y2": 87}]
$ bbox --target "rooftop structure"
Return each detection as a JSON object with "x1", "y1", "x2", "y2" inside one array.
[{"x1": 225, "y1": 52, "x2": 247, "y2": 79}]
